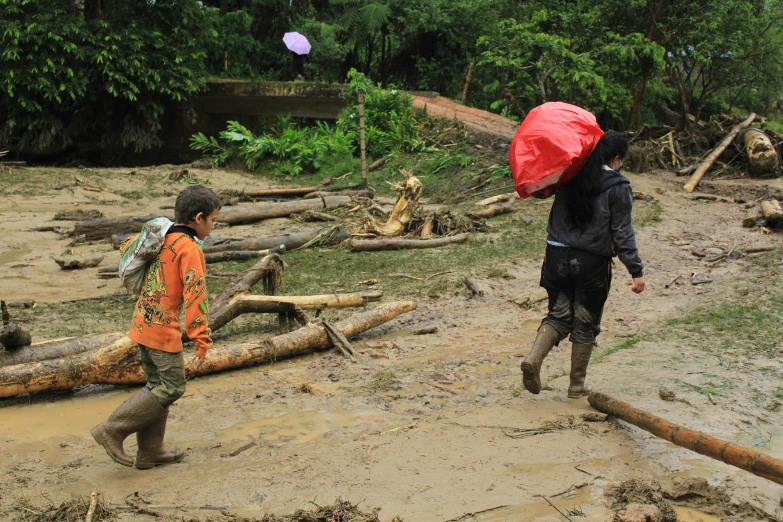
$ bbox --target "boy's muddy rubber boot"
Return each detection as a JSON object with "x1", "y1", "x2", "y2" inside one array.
[
  {"x1": 90, "y1": 389, "x2": 159, "y2": 467},
  {"x1": 135, "y1": 406, "x2": 185, "y2": 470},
  {"x1": 521, "y1": 324, "x2": 561, "y2": 394},
  {"x1": 567, "y1": 343, "x2": 594, "y2": 399}
]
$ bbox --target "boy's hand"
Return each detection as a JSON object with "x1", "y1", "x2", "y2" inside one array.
[
  {"x1": 191, "y1": 355, "x2": 206, "y2": 375},
  {"x1": 632, "y1": 277, "x2": 645, "y2": 294}
]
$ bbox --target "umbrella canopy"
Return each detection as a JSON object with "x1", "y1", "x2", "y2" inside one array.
[{"x1": 283, "y1": 32, "x2": 311, "y2": 55}]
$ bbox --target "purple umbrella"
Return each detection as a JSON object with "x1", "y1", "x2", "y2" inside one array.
[{"x1": 283, "y1": 32, "x2": 311, "y2": 55}]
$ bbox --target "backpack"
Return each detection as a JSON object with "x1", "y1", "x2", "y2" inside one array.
[
  {"x1": 510, "y1": 102, "x2": 604, "y2": 198},
  {"x1": 118, "y1": 217, "x2": 173, "y2": 296}
]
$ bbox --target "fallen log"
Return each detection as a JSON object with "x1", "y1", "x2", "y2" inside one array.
[
  {"x1": 477, "y1": 193, "x2": 517, "y2": 206},
  {"x1": 242, "y1": 187, "x2": 318, "y2": 198},
  {"x1": 347, "y1": 233, "x2": 468, "y2": 252},
  {"x1": 743, "y1": 128, "x2": 777, "y2": 174},
  {"x1": 303, "y1": 190, "x2": 374, "y2": 200},
  {"x1": 0, "y1": 333, "x2": 126, "y2": 367},
  {"x1": 72, "y1": 214, "x2": 171, "y2": 241},
  {"x1": 760, "y1": 200, "x2": 783, "y2": 225},
  {"x1": 302, "y1": 211, "x2": 339, "y2": 222},
  {"x1": 209, "y1": 292, "x2": 383, "y2": 334},
  {"x1": 0, "y1": 301, "x2": 416, "y2": 398},
  {"x1": 53, "y1": 254, "x2": 104, "y2": 269},
  {"x1": 465, "y1": 199, "x2": 516, "y2": 219},
  {"x1": 203, "y1": 227, "x2": 349, "y2": 254},
  {"x1": 218, "y1": 197, "x2": 352, "y2": 226},
  {"x1": 684, "y1": 113, "x2": 756, "y2": 192},
  {"x1": 210, "y1": 254, "x2": 284, "y2": 310},
  {"x1": 203, "y1": 251, "x2": 266, "y2": 264},
  {"x1": 53, "y1": 209, "x2": 104, "y2": 221},
  {"x1": 743, "y1": 206, "x2": 764, "y2": 228},
  {"x1": 368, "y1": 156, "x2": 390, "y2": 171},
  {"x1": 589, "y1": 391, "x2": 783, "y2": 486}
]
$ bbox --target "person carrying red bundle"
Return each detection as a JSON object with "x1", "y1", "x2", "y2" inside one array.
[{"x1": 520, "y1": 131, "x2": 645, "y2": 398}]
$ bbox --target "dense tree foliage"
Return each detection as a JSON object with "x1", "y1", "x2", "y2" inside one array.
[{"x1": 3, "y1": 0, "x2": 783, "y2": 156}]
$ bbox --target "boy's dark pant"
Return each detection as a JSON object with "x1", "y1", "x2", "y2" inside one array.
[
  {"x1": 539, "y1": 245, "x2": 612, "y2": 345},
  {"x1": 139, "y1": 346, "x2": 186, "y2": 406}
]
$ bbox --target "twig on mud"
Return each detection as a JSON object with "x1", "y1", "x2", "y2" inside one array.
[
  {"x1": 426, "y1": 269, "x2": 456, "y2": 280},
  {"x1": 221, "y1": 441, "x2": 256, "y2": 457},
  {"x1": 545, "y1": 481, "x2": 592, "y2": 499},
  {"x1": 444, "y1": 505, "x2": 511, "y2": 521},
  {"x1": 388, "y1": 273, "x2": 425, "y2": 281},
  {"x1": 664, "y1": 274, "x2": 681, "y2": 289},
  {"x1": 536, "y1": 495, "x2": 574, "y2": 522},
  {"x1": 381, "y1": 423, "x2": 418, "y2": 435},
  {"x1": 427, "y1": 380, "x2": 461, "y2": 395}
]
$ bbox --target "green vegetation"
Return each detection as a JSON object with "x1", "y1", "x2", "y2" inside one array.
[{"x1": 633, "y1": 200, "x2": 663, "y2": 227}]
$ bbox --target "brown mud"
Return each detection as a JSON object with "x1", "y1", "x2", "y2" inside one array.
[{"x1": 1, "y1": 165, "x2": 783, "y2": 521}]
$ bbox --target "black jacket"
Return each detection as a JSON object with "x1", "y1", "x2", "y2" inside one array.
[{"x1": 546, "y1": 167, "x2": 644, "y2": 277}]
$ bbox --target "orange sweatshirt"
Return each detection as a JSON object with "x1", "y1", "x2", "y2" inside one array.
[{"x1": 127, "y1": 229, "x2": 213, "y2": 357}]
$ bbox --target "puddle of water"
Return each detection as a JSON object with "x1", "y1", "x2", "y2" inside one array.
[
  {"x1": 0, "y1": 248, "x2": 31, "y2": 266},
  {"x1": 673, "y1": 506, "x2": 722, "y2": 522}
]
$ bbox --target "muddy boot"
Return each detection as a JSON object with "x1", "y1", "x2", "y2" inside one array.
[
  {"x1": 521, "y1": 324, "x2": 561, "y2": 394},
  {"x1": 567, "y1": 343, "x2": 594, "y2": 399},
  {"x1": 90, "y1": 389, "x2": 160, "y2": 467},
  {"x1": 135, "y1": 407, "x2": 185, "y2": 470}
]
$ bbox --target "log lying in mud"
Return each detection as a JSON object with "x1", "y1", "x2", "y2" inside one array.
[
  {"x1": 684, "y1": 113, "x2": 756, "y2": 193},
  {"x1": 72, "y1": 214, "x2": 171, "y2": 241},
  {"x1": 53, "y1": 209, "x2": 104, "y2": 221},
  {"x1": 0, "y1": 333, "x2": 126, "y2": 367},
  {"x1": 303, "y1": 190, "x2": 374, "y2": 200},
  {"x1": 477, "y1": 193, "x2": 517, "y2": 206},
  {"x1": 743, "y1": 206, "x2": 764, "y2": 228},
  {"x1": 0, "y1": 301, "x2": 416, "y2": 399},
  {"x1": 242, "y1": 187, "x2": 319, "y2": 198},
  {"x1": 218, "y1": 197, "x2": 353, "y2": 226},
  {"x1": 53, "y1": 254, "x2": 104, "y2": 269},
  {"x1": 760, "y1": 200, "x2": 783, "y2": 225},
  {"x1": 347, "y1": 233, "x2": 469, "y2": 252},
  {"x1": 589, "y1": 391, "x2": 783, "y2": 486},
  {"x1": 465, "y1": 196, "x2": 517, "y2": 219},
  {"x1": 203, "y1": 227, "x2": 349, "y2": 254},
  {"x1": 743, "y1": 128, "x2": 778, "y2": 173},
  {"x1": 209, "y1": 292, "x2": 383, "y2": 333}
]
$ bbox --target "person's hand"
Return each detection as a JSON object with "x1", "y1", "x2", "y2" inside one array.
[
  {"x1": 632, "y1": 277, "x2": 645, "y2": 294},
  {"x1": 191, "y1": 355, "x2": 205, "y2": 375}
]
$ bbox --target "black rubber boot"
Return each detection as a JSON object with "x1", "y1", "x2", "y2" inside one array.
[
  {"x1": 90, "y1": 389, "x2": 160, "y2": 467},
  {"x1": 135, "y1": 407, "x2": 185, "y2": 469},
  {"x1": 521, "y1": 324, "x2": 561, "y2": 394},
  {"x1": 567, "y1": 343, "x2": 594, "y2": 398}
]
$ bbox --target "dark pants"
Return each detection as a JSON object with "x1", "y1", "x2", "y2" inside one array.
[
  {"x1": 139, "y1": 346, "x2": 186, "y2": 407},
  {"x1": 539, "y1": 245, "x2": 612, "y2": 345}
]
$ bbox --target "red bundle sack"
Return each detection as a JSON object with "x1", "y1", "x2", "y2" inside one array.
[{"x1": 509, "y1": 102, "x2": 604, "y2": 198}]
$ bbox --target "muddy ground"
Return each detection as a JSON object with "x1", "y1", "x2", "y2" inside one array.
[{"x1": 1, "y1": 163, "x2": 783, "y2": 521}]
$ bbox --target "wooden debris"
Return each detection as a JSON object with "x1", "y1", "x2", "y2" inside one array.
[
  {"x1": 203, "y1": 227, "x2": 349, "y2": 254},
  {"x1": 221, "y1": 441, "x2": 256, "y2": 458},
  {"x1": 414, "y1": 326, "x2": 438, "y2": 335},
  {"x1": 0, "y1": 333, "x2": 126, "y2": 367},
  {"x1": 0, "y1": 301, "x2": 416, "y2": 398},
  {"x1": 362, "y1": 169, "x2": 423, "y2": 236},
  {"x1": 1, "y1": 301, "x2": 32, "y2": 351},
  {"x1": 302, "y1": 210, "x2": 339, "y2": 222},
  {"x1": 684, "y1": 113, "x2": 756, "y2": 192},
  {"x1": 5, "y1": 301, "x2": 35, "y2": 309},
  {"x1": 743, "y1": 206, "x2": 765, "y2": 228},
  {"x1": 85, "y1": 491, "x2": 99, "y2": 522},
  {"x1": 32, "y1": 224, "x2": 71, "y2": 234},
  {"x1": 303, "y1": 189, "x2": 374, "y2": 199},
  {"x1": 743, "y1": 128, "x2": 778, "y2": 173},
  {"x1": 581, "y1": 412, "x2": 608, "y2": 422},
  {"x1": 347, "y1": 233, "x2": 468, "y2": 252},
  {"x1": 202, "y1": 250, "x2": 266, "y2": 264},
  {"x1": 368, "y1": 156, "x2": 391, "y2": 171},
  {"x1": 664, "y1": 274, "x2": 681, "y2": 289},
  {"x1": 218, "y1": 196, "x2": 352, "y2": 226},
  {"x1": 72, "y1": 214, "x2": 167, "y2": 241},
  {"x1": 761, "y1": 200, "x2": 783, "y2": 225},
  {"x1": 53, "y1": 209, "x2": 104, "y2": 221},
  {"x1": 321, "y1": 320, "x2": 358, "y2": 362},
  {"x1": 477, "y1": 193, "x2": 517, "y2": 206},
  {"x1": 464, "y1": 277, "x2": 484, "y2": 297},
  {"x1": 242, "y1": 187, "x2": 319, "y2": 198},
  {"x1": 589, "y1": 391, "x2": 783, "y2": 486},
  {"x1": 420, "y1": 216, "x2": 434, "y2": 237},
  {"x1": 53, "y1": 253, "x2": 104, "y2": 270}
]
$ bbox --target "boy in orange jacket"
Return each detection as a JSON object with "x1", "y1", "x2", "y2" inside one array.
[{"x1": 92, "y1": 185, "x2": 221, "y2": 469}]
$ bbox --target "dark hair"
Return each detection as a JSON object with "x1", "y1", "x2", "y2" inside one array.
[
  {"x1": 564, "y1": 131, "x2": 628, "y2": 228},
  {"x1": 175, "y1": 185, "x2": 222, "y2": 224}
]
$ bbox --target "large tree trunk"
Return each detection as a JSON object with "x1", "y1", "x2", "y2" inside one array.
[
  {"x1": 218, "y1": 197, "x2": 352, "y2": 226},
  {"x1": 0, "y1": 302, "x2": 416, "y2": 399},
  {"x1": 203, "y1": 227, "x2": 350, "y2": 254},
  {"x1": 743, "y1": 128, "x2": 778, "y2": 174},
  {"x1": 684, "y1": 114, "x2": 756, "y2": 192},
  {"x1": 347, "y1": 234, "x2": 469, "y2": 252},
  {"x1": 629, "y1": 77, "x2": 647, "y2": 131},
  {"x1": 72, "y1": 215, "x2": 168, "y2": 241}
]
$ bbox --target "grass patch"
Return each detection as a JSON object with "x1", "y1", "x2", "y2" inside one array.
[{"x1": 633, "y1": 200, "x2": 663, "y2": 227}]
